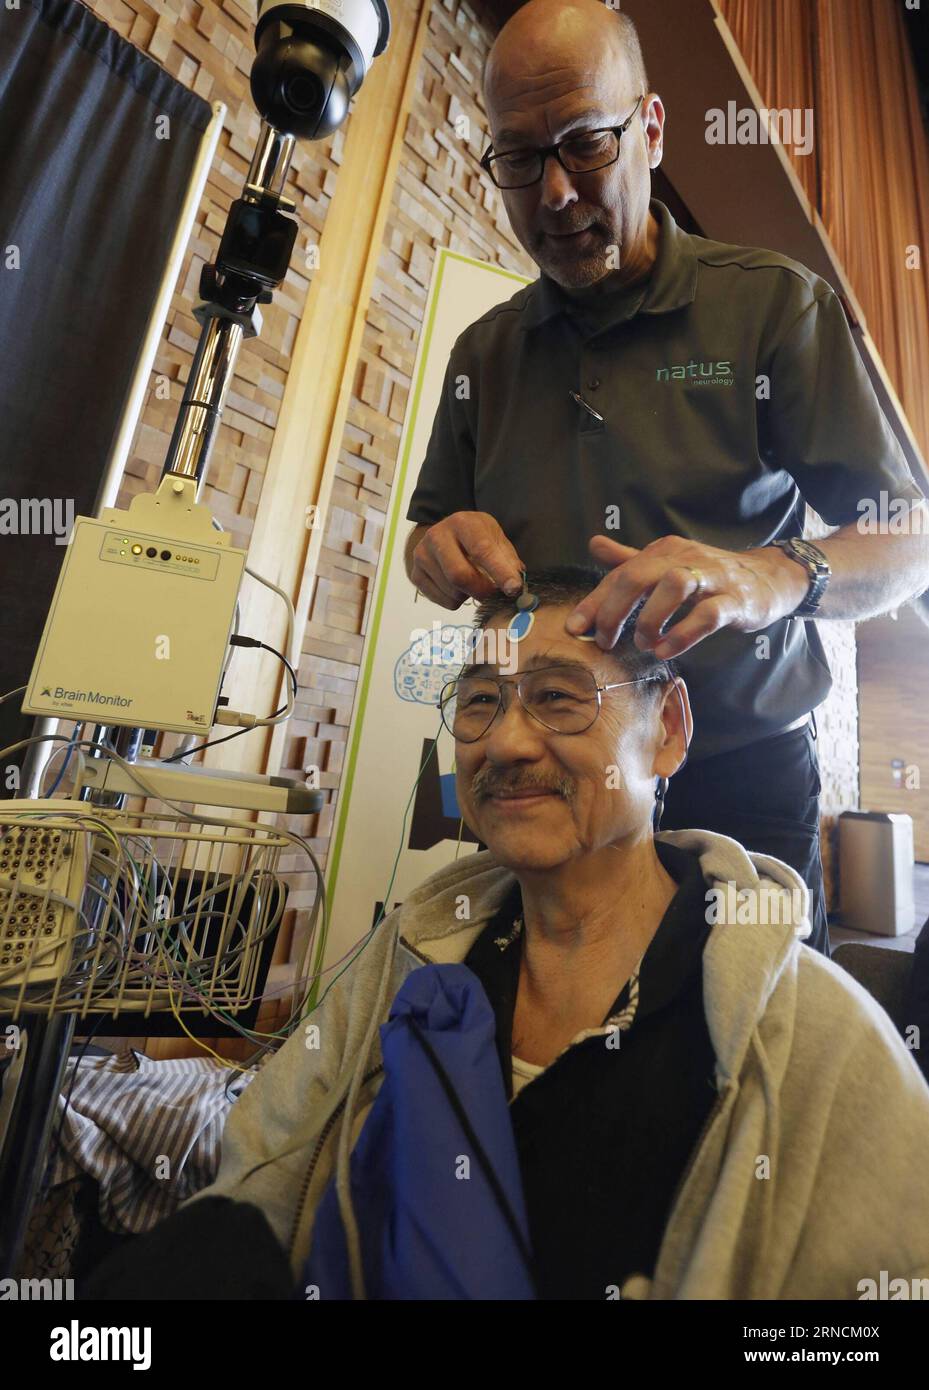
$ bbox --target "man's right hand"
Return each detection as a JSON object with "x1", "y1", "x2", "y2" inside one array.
[{"x1": 406, "y1": 512, "x2": 525, "y2": 609}]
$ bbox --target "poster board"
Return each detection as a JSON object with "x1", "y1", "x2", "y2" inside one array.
[{"x1": 323, "y1": 249, "x2": 532, "y2": 967}]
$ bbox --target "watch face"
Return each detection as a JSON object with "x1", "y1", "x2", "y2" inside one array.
[{"x1": 792, "y1": 540, "x2": 830, "y2": 574}]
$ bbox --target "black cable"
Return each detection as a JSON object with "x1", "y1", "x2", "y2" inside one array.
[
  {"x1": 163, "y1": 720, "x2": 282, "y2": 762},
  {"x1": 245, "y1": 639, "x2": 298, "y2": 699},
  {"x1": 405, "y1": 1013, "x2": 539, "y2": 1296},
  {"x1": 229, "y1": 635, "x2": 299, "y2": 698},
  {"x1": 163, "y1": 635, "x2": 298, "y2": 764}
]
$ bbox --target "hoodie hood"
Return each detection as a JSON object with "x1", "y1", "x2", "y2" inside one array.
[
  {"x1": 399, "y1": 828, "x2": 808, "y2": 953},
  {"x1": 395, "y1": 827, "x2": 809, "y2": 1084}
]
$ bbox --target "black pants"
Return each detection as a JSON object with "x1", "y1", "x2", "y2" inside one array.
[{"x1": 660, "y1": 721, "x2": 830, "y2": 957}]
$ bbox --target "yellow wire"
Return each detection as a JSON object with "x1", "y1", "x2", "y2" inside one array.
[{"x1": 163, "y1": 962, "x2": 254, "y2": 1073}]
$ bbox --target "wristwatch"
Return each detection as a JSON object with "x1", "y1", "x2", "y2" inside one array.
[{"x1": 771, "y1": 538, "x2": 832, "y2": 617}]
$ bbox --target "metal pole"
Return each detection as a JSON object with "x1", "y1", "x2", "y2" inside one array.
[
  {"x1": 161, "y1": 121, "x2": 295, "y2": 491},
  {"x1": 244, "y1": 122, "x2": 295, "y2": 201},
  {"x1": 19, "y1": 717, "x2": 61, "y2": 800}
]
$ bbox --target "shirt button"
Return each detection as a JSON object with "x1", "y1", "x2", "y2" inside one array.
[{"x1": 587, "y1": 378, "x2": 601, "y2": 390}]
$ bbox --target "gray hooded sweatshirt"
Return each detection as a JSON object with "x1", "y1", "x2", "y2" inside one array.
[{"x1": 189, "y1": 828, "x2": 929, "y2": 1299}]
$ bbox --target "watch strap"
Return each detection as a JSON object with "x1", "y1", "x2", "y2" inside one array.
[{"x1": 772, "y1": 538, "x2": 831, "y2": 617}]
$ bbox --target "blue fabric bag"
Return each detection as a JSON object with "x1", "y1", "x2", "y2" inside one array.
[{"x1": 303, "y1": 963, "x2": 536, "y2": 1299}]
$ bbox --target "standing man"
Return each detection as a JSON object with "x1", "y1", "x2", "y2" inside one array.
[{"x1": 403, "y1": 0, "x2": 929, "y2": 954}]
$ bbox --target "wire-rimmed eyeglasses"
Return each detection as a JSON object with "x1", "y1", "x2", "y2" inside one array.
[
  {"x1": 438, "y1": 661, "x2": 665, "y2": 743},
  {"x1": 479, "y1": 95, "x2": 645, "y2": 190}
]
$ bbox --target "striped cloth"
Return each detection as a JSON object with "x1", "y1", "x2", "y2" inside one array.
[{"x1": 46, "y1": 1049, "x2": 257, "y2": 1235}]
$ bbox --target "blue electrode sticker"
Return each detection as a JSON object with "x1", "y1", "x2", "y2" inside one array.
[{"x1": 507, "y1": 609, "x2": 536, "y2": 640}]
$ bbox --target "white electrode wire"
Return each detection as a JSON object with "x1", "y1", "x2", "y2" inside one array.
[{"x1": 239, "y1": 564, "x2": 297, "y2": 726}]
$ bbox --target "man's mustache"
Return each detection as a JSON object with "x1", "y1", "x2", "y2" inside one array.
[
  {"x1": 538, "y1": 219, "x2": 601, "y2": 238},
  {"x1": 471, "y1": 771, "x2": 575, "y2": 801}
]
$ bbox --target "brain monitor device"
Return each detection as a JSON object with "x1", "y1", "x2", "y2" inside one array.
[{"x1": 23, "y1": 476, "x2": 245, "y2": 735}]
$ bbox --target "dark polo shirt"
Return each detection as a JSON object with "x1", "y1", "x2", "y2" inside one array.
[{"x1": 407, "y1": 198, "x2": 924, "y2": 759}]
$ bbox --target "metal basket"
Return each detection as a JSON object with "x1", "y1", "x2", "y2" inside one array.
[{"x1": 0, "y1": 798, "x2": 292, "y2": 1022}]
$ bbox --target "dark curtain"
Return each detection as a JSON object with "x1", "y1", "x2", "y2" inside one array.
[{"x1": 0, "y1": 0, "x2": 211, "y2": 765}]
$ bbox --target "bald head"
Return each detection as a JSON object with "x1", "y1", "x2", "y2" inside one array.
[
  {"x1": 484, "y1": 0, "x2": 648, "y2": 116},
  {"x1": 479, "y1": 0, "x2": 661, "y2": 292}
]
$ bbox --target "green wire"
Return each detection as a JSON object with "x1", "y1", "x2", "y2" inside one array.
[{"x1": 297, "y1": 724, "x2": 444, "y2": 1023}]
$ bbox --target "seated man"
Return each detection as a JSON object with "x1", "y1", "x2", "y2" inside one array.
[{"x1": 86, "y1": 565, "x2": 929, "y2": 1301}]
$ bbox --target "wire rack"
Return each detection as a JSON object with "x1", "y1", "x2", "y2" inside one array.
[{"x1": 0, "y1": 798, "x2": 293, "y2": 1022}]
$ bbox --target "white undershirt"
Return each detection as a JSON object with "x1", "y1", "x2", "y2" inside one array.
[{"x1": 511, "y1": 1054, "x2": 546, "y2": 1097}]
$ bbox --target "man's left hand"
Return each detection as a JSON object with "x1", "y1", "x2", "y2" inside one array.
[{"x1": 564, "y1": 534, "x2": 809, "y2": 658}]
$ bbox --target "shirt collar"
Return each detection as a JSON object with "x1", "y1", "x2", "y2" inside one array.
[
  {"x1": 520, "y1": 198, "x2": 698, "y2": 334},
  {"x1": 620, "y1": 839, "x2": 710, "y2": 1022},
  {"x1": 463, "y1": 838, "x2": 710, "y2": 1076}
]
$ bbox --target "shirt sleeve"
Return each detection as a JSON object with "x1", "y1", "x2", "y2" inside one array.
[
  {"x1": 765, "y1": 286, "x2": 926, "y2": 526},
  {"x1": 406, "y1": 339, "x2": 477, "y2": 527}
]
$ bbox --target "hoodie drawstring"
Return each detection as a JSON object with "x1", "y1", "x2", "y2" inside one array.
[{"x1": 333, "y1": 926, "x2": 400, "y2": 1300}]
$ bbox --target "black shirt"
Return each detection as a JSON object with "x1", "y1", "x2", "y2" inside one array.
[
  {"x1": 407, "y1": 198, "x2": 924, "y2": 759},
  {"x1": 463, "y1": 839, "x2": 718, "y2": 1299}
]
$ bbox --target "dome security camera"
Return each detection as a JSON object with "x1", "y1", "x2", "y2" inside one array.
[{"x1": 252, "y1": 0, "x2": 391, "y2": 140}]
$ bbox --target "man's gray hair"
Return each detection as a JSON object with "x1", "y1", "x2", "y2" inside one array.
[{"x1": 472, "y1": 563, "x2": 676, "y2": 696}]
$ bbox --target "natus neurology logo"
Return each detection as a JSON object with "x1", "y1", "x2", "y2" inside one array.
[{"x1": 656, "y1": 359, "x2": 733, "y2": 387}]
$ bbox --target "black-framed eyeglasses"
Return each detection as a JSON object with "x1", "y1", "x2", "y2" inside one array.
[
  {"x1": 479, "y1": 95, "x2": 645, "y2": 190},
  {"x1": 438, "y1": 661, "x2": 662, "y2": 743}
]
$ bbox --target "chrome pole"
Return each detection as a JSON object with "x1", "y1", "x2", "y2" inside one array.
[
  {"x1": 161, "y1": 121, "x2": 296, "y2": 493},
  {"x1": 161, "y1": 314, "x2": 245, "y2": 489}
]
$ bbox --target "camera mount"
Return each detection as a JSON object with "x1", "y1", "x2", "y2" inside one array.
[{"x1": 164, "y1": 0, "x2": 390, "y2": 489}]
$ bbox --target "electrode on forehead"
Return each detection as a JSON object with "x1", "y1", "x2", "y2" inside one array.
[
  {"x1": 506, "y1": 608, "x2": 535, "y2": 640},
  {"x1": 515, "y1": 569, "x2": 539, "y2": 613}
]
